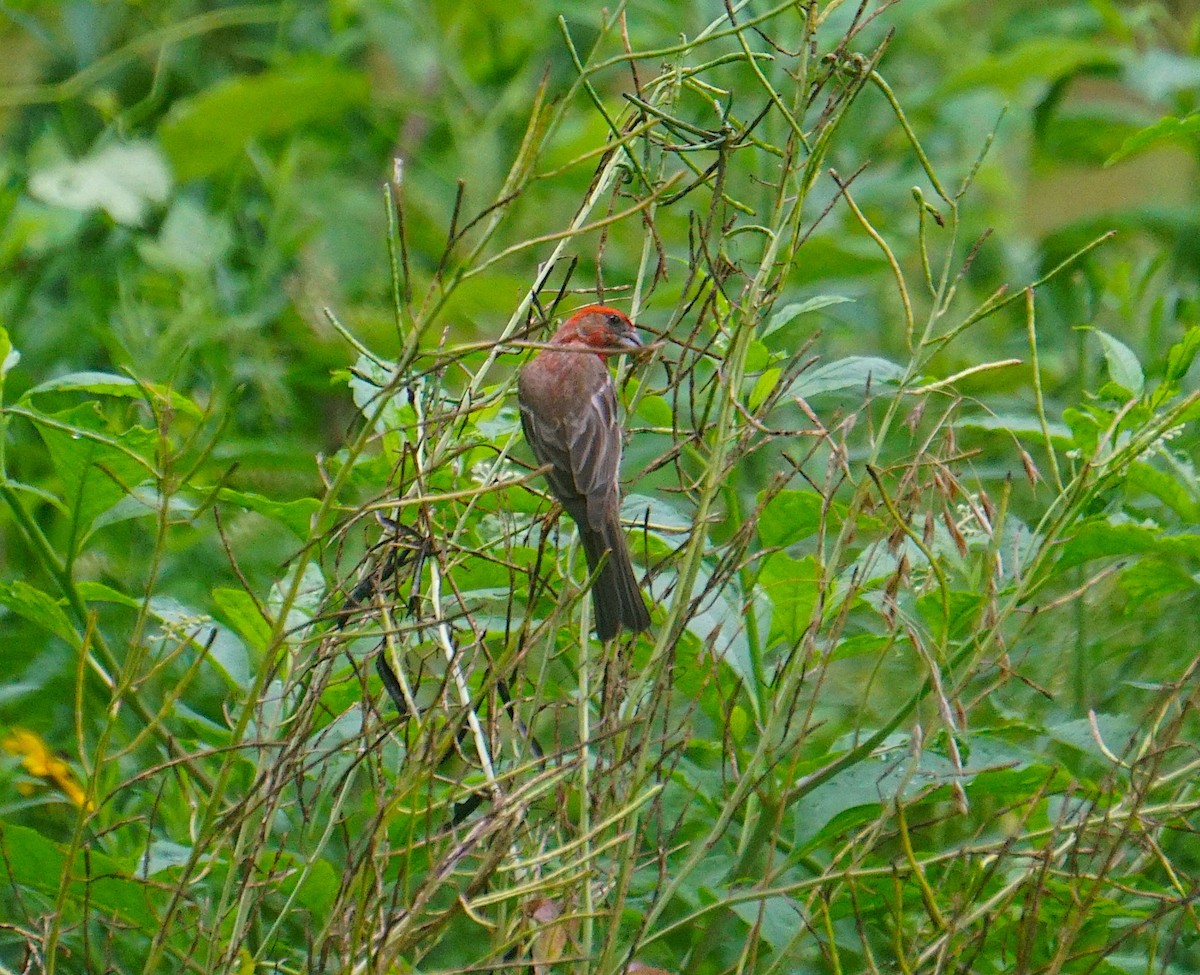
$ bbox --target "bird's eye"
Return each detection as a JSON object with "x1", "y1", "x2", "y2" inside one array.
[{"x1": 607, "y1": 313, "x2": 623, "y2": 328}]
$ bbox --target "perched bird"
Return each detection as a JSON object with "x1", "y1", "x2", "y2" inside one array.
[{"x1": 518, "y1": 305, "x2": 652, "y2": 640}]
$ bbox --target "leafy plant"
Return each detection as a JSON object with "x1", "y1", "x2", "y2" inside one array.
[{"x1": 1, "y1": 1, "x2": 1198, "y2": 973}]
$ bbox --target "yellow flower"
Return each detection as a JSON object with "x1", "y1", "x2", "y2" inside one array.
[{"x1": 2, "y1": 728, "x2": 92, "y2": 810}]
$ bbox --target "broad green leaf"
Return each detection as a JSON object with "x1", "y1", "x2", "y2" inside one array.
[
  {"x1": 635, "y1": 394, "x2": 672, "y2": 427},
  {"x1": 212, "y1": 588, "x2": 273, "y2": 655},
  {"x1": 758, "y1": 552, "x2": 820, "y2": 645},
  {"x1": 1163, "y1": 326, "x2": 1200, "y2": 386},
  {"x1": 34, "y1": 403, "x2": 157, "y2": 544},
  {"x1": 1057, "y1": 521, "x2": 1200, "y2": 569},
  {"x1": 729, "y1": 896, "x2": 803, "y2": 949},
  {"x1": 1089, "y1": 328, "x2": 1144, "y2": 397},
  {"x1": 956, "y1": 412, "x2": 1072, "y2": 442},
  {"x1": 91, "y1": 488, "x2": 197, "y2": 531},
  {"x1": 784, "y1": 234, "x2": 886, "y2": 281},
  {"x1": 137, "y1": 840, "x2": 195, "y2": 878},
  {"x1": 794, "y1": 748, "x2": 943, "y2": 849},
  {"x1": 1047, "y1": 713, "x2": 1138, "y2": 760},
  {"x1": 0, "y1": 822, "x2": 155, "y2": 927},
  {"x1": 757, "y1": 490, "x2": 827, "y2": 548},
  {"x1": 76, "y1": 581, "x2": 142, "y2": 609},
  {"x1": 159, "y1": 61, "x2": 370, "y2": 181},
  {"x1": 21, "y1": 371, "x2": 202, "y2": 418},
  {"x1": 474, "y1": 404, "x2": 520, "y2": 439},
  {"x1": 1119, "y1": 559, "x2": 1196, "y2": 605},
  {"x1": 218, "y1": 487, "x2": 321, "y2": 540},
  {"x1": 269, "y1": 562, "x2": 326, "y2": 637},
  {"x1": 0, "y1": 581, "x2": 77, "y2": 647},
  {"x1": 917, "y1": 589, "x2": 982, "y2": 641},
  {"x1": 24, "y1": 371, "x2": 138, "y2": 397},
  {"x1": 763, "y1": 294, "x2": 853, "y2": 338},
  {"x1": 1106, "y1": 113, "x2": 1200, "y2": 166},
  {"x1": 744, "y1": 340, "x2": 770, "y2": 373},
  {"x1": 668, "y1": 567, "x2": 762, "y2": 694},
  {"x1": 747, "y1": 367, "x2": 781, "y2": 412},
  {"x1": 281, "y1": 855, "x2": 339, "y2": 922},
  {"x1": 150, "y1": 596, "x2": 252, "y2": 688},
  {"x1": 28, "y1": 142, "x2": 170, "y2": 225},
  {"x1": 788, "y1": 356, "x2": 905, "y2": 399},
  {"x1": 622, "y1": 492, "x2": 691, "y2": 536},
  {"x1": 1058, "y1": 521, "x2": 1156, "y2": 568},
  {"x1": 1127, "y1": 461, "x2": 1199, "y2": 520},
  {"x1": 348, "y1": 354, "x2": 409, "y2": 433},
  {"x1": 828, "y1": 633, "x2": 891, "y2": 662}
]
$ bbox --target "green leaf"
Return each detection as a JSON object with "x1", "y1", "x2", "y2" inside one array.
[
  {"x1": 159, "y1": 60, "x2": 370, "y2": 181},
  {"x1": 151, "y1": 596, "x2": 252, "y2": 689},
  {"x1": 622, "y1": 493, "x2": 691, "y2": 536},
  {"x1": 76, "y1": 580, "x2": 142, "y2": 609},
  {"x1": 34, "y1": 403, "x2": 157, "y2": 545},
  {"x1": 635, "y1": 394, "x2": 672, "y2": 427},
  {"x1": 917, "y1": 589, "x2": 982, "y2": 641},
  {"x1": 1163, "y1": 326, "x2": 1200, "y2": 386},
  {"x1": 269, "y1": 562, "x2": 326, "y2": 636},
  {"x1": 1127, "y1": 461, "x2": 1199, "y2": 521},
  {"x1": 1047, "y1": 713, "x2": 1138, "y2": 760},
  {"x1": 0, "y1": 325, "x2": 18, "y2": 402},
  {"x1": 218, "y1": 487, "x2": 321, "y2": 540},
  {"x1": 1106, "y1": 112, "x2": 1200, "y2": 166},
  {"x1": 1057, "y1": 521, "x2": 1200, "y2": 570},
  {"x1": 729, "y1": 896, "x2": 803, "y2": 949},
  {"x1": 21, "y1": 371, "x2": 202, "y2": 418},
  {"x1": 282, "y1": 856, "x2": 338, "y2": 922},
  {"x1": 0, "y1": 581, "x2": 77, "y2": 647},
  {"x1": 763, "y1": 295, "x2": 853, "y2": 338},
  {"x1": 0, "y1": 822, "x2": 154, "y2": 928},
  {"x1": 25, "y1": 371, "x2": 137, "y2": 397},
  {"x1": 212, "y1": 588, "x2": 272, "y2": 655},
  {"x1": 1089, "y1": 328, "x2": 1144, "y2": 397},
  {"x1": 789, "y1": 356, "x2": 905, "y2": 399},
  {"x1": 91, "y1": 488, "x2": 197, "y2": 531},
  {"x1": 757, "y1": 490, "x2": 827, "y2": 548},
  {"x1": 1119, "y1": 559, "x2": 1195, "y2": 605},
  {"x1": 793, "y1": 751, "x2": 916, "y2": 849},
  {"x1": 138, "y1": 840, "x2": 194, "y2": 878},
  {"x1": 747, "y1": 367, "x2": 781, "y2": 412},
  {"x1": 830, "y1": 634, "x2": 891, "y2": 663},
  {"x1": 956, "y1": 412, "x2": 1073, "y2": 442},
  {"x1": 758, "y1": 553, "x2": 820, "y2": 645},
  {"x1": 943, "y1": 38, "x2": 1119, "y2": 95}
]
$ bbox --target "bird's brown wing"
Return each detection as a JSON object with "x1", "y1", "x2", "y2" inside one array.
[{"x1": 520, "y1": 381, "x2": 621, "y2": 530}]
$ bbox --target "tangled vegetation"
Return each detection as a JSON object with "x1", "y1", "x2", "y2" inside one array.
[{"x1": 1, "y1": 1, "x2": 1199, "y2": 972}]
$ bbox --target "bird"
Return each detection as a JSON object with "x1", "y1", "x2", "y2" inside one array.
[{"x1": 517, "y1": 305, "x2": 652, "y2": 640}]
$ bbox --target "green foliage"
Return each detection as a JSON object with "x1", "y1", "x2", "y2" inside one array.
[{"x1": 1, "y1": 0, "x2": 1199, "y2": 973}]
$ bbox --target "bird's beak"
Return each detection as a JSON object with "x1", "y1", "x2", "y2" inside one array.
[{"x1": 613, "y1": 327, "x2": 643, "y2": 353}]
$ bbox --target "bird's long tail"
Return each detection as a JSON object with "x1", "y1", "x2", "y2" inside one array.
[{"x1": 581, "y1": 520, "x2": 651, "y2": 641}]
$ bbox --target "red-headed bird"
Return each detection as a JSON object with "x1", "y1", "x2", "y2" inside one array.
[{"x1": 518, "y1": 305, "x2": 651, "y2": 640}]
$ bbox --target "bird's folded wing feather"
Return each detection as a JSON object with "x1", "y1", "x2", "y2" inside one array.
[{"x1": 520, "y1": 383, "x2": 621, "y2": 529}]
